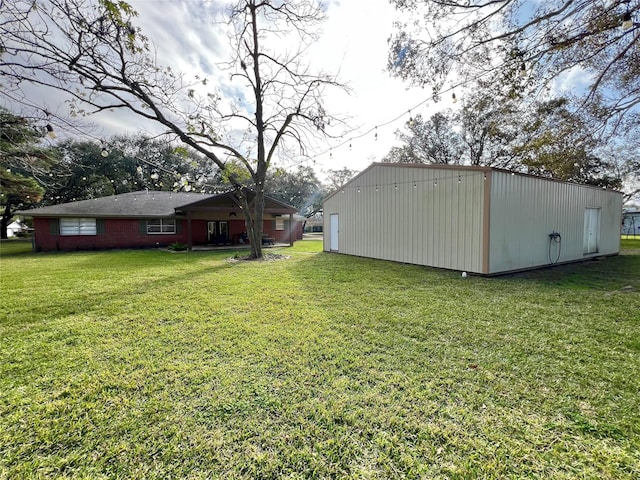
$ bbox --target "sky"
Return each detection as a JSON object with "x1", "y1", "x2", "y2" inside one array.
[
  {"x1": 85, "y1": 0, "x2": 435, "y2": 178},
  {"x1": 303, "y1": 0, "x2": 435, "y2": 173},
  {"x1": 112, "y1": 0, "x2": 619, "y2": 177},
  {"x1": 5, "y1": 0, "x2": 637, "y2": 204},
  {"x1": 7, "y1": 1, "x2": 621, "y2": 182}
]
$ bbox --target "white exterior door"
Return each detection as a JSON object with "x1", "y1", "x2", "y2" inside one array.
[
  {"x1": 583, "y1": 208, "x2": 600, "y2": 254},
  {"x1": 330, "y1": 214, "x2": 339, "y2": 251}
]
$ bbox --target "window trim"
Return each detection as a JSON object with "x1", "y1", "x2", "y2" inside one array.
[
  {"x1": 59, "y1": 218, "x2": 97, "y2": 236},
  {"x1": 146, "y1": 218, "x2": 176, "y2": 235}
]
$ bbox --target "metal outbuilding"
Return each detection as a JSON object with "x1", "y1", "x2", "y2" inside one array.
[{"x1": 322, "y1": 163, "x2": 623, "y2": 275}]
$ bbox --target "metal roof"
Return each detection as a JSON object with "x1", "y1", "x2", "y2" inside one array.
[{"x1": 322, "y1": 162, "x2": 624, "y2": 203}]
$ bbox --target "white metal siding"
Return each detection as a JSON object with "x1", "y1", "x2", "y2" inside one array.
[
  {"x1": 324, "y1": 164, "x2": 622, "y2": 275},
  {"x1": 323, "y1": 164, "x2": 486, "y2": 273},
  {"x1": 488, "y1": 172, "x2": 622, "y2": 274}
]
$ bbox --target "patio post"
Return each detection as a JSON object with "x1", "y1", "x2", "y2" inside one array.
[
  {"x1": 187, "y1": 211, "x2": 193, "y2": 251},
  {"x1": 289, "y1": 213, "x2": 293, "y2": 246}
]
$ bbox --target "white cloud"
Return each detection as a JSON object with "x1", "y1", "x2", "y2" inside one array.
[
  {"x1": 119, "y1": 0, "x2": 437, "y2": 174},
  {"x1": 4, "y1": 0, "x2": 434, "y2": 177},
  {"x1": 550, "y1": 65, "x2": 594, "y2": 97},
  {"x1": 305, "y1": 0, "x2": 435, "y2": 173}
]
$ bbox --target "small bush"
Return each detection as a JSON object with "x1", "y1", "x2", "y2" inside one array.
[{"x1": 168, "y1": 242, "x2": 188, "y2": 251}]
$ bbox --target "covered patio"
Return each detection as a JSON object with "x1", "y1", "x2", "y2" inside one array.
[{"x1": 177, "y1": 190, "x2": 301, "y2": 251}]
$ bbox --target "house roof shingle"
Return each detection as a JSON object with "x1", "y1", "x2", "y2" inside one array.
[
  {"x1": 17, "y1": 191, "x2": 217, "y2": 218},
  {"x1": 17, "y1": 190, "x2": 298, "y2": 218}
]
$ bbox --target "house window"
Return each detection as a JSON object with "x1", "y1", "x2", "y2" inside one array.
[
  {"x1": 147, "y1": 218, "x2": 176, "y2": 234},
  {"x1": 60, "y1": 218, "x2": 97, "y2": 236},
  {"x1": 275, "y1": 217, "x2": 285, "y2": 231}
]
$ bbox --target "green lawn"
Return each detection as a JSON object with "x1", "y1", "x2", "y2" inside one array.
[
  {"x1": 1, "y1": 239, "x2": 639, "y2": 479},
  {"x1": 0, "y1": 238, "x2": 32, "y2": 256}
]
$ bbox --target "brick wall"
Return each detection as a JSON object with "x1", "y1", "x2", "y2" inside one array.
[
  {"x1": 33, "y1": 218, "x2": 192, "y2": 252},
  {"x1": 32, "y1": 216, "x2": 303, "y2": 252}
]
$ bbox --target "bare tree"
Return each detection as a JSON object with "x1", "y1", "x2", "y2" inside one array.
[
  {"x1": 387, "y1": 0, "x2": 640, "y2": 132},
  {"x1": 1, "y1": 0, "x2": 346, "y2": 257}
]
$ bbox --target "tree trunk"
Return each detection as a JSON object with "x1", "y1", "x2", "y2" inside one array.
[
  {"x1": 1, "y1": 203, "x2": 12, "y2": 240},
  {"x1": 240, "y1": 187, "x2": 265, "y2": 258},
  {"x1": 246, "y1": 2, "x2": 268, "y2": 259},
  {"x1": 247, "y1": 210, "x2": 263, "y2": 259}
]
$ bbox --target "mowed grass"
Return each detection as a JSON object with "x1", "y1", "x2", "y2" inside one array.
[
  {"x1": 1, "y1": 239, "x2": 639, "y2": 479},
  {"x1": 0, "y1": 238, "x2": 32, "y2": 256}
]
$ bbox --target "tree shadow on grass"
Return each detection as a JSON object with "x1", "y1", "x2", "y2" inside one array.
[
  {"x1": 286, "y1": 246, "x2": 639, "y2": 297},
  {"x1": 0, "y1": 238, "x2": 33, "y2": 257},
  {"x1": 1, "y1": 249, "x2": 250, "y2": 327},
  {"x1": 498, "y1": 254, "x2": 640, "y2": 292}
]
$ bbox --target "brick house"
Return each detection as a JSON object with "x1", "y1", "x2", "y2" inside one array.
[{"x1": 18, "y1": 190, "x2": 302, "y2": 252}]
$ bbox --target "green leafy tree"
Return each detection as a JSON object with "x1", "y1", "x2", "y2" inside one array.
[
  {"x1": 383, "y1": 89, "x2": 522, "y2": 169},
  {"x1": 109, "y1": 135, "x2": 221, "y2": 194},
  {"x1": 2, "y1": 0, "x2": 346, "y2": 258},
  {"x1": 42, "y1": 141, "x2": 138, "y2": 203},
  {"x1": 515, "y1": 98, "x2": 621, "y2": 188},
  {"x1": 0, "y1": 109, "x2": 52, "y2": 238},
  {"x1": 0, "y1": 172, "x2": 43, "y2": 239},
  {"x1": 324, "y1": 167, "x2": 358, "y2": 193},
  {"x1": 265, "y1": 165, "x2": 324, "y2": 217},
  {"x1": 41, "y1": 136, "x2": 222, "y2": 204},
  {"x1": 383, "y1": 112, "x2": 463, "y2": 165},
  {"x1": 454, "y1": 87, "x2": 523, "y2": 168},
  {"x1": 594, "y1": 140, "x2": 640, "y2": 204}
]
